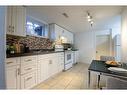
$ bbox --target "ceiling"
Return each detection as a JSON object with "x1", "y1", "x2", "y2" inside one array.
[{"x1": 26, "y1": 6, "x2": 123, "y2": 33}]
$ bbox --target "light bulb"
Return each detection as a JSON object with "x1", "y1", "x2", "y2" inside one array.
[
  {"x1": 87, "y1": 15, "x2": 90, "y2": 19},
  {"x1": 90, "y1": 21, "x2": 93, "y2": 24},
  {"x1": 88, "y1": 18, "x2": 91, "y2": 22}
]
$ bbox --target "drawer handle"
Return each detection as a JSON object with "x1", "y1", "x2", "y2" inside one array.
[
  {"x1": 6, "y1": 62, "x2": 13, "y2": 64},
  {"x1": 25, "y1": 68, "x2": 32, "y2": 71},
  {"x1": 25, "y1": 59, "x2": 32, "y2": 62},
  {"x1": 26, "y1": 77, "x2": 32, "y2": 81}
]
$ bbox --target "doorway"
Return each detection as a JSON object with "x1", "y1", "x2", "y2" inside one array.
[{"x1": 95, "y1": 35, "x2": 111, "y2": 60}]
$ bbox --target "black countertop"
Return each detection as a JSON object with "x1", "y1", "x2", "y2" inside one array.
[
  {"x1": 7, "y1": 49, "x2": 79, "y2": 58},
  {"x1": 71, "y1": 49, "x2": 79, "y2": 51},
  {"x1": 6, "y1": 50, "x2": 64, "y2": 58},
  {"x1": 89, "y1": 60, "x2": 127, "y2": 80}
]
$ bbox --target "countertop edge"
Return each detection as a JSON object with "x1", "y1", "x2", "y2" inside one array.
[{"x1": 6, "y1": 51, "x2": 64, "y2": 58}]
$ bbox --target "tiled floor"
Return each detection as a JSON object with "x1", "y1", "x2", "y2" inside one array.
[{"x1": 33, "y1": 63, "x2": 90, "y2": 90}]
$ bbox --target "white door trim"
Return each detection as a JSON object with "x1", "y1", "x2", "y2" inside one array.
[{"x1": 94, "y1": 29, "x2": 112, "y2": 60}]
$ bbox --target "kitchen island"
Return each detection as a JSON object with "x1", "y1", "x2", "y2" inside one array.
[{"x1": 88, "y1": 60, "x2": 127, "y2": 89}]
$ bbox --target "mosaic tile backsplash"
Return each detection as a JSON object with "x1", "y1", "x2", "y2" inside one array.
[{"x1": 7, "y1": 35, "x2": 53, "y2": 50}]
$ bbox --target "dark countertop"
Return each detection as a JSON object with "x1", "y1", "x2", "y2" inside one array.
[
  {"x1": 89, "y1": 60, "x2": 127, "y2": 80},
  {"x1": 71, "y1": 49, "x2": 79, "y2": 51},
  {"x1": 6, "y1": 51, "x2": 64, "y2": 58}
]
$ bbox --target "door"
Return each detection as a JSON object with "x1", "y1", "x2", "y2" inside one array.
[
  {"x1": 6, "y1": 65, "x2": 20, "y2": 89},
  {"x1": 96, "y1": 35, "x2": 111, "y2": 60}
]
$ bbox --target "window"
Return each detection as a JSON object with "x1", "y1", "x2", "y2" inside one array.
[{"x1": 26, "y1": 16, "x2": 48, "y2": 37}]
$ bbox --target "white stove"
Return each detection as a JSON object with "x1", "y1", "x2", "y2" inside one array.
[{"x1": 64, "y1": 50, "x2": 73, "y2": 70}]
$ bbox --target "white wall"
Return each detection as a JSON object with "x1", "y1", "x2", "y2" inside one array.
[
  {"x1": 75, "y1": 30, "x2": 95, "y2": 64},
  {"x1": 121, "y1": 7, "x2": 127, "y2": 62},
  {"x1": 74, "y1": 17, "x2": 121, "y2": 64},
  {"x1": 0, "y1": 6, "x2": 6, "y2": 89}
]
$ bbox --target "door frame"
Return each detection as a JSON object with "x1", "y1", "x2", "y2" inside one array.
[{"x1": 94, "y1": 29, "x2": 112, "y2": 60}]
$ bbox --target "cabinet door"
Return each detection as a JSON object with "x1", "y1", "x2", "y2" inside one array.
[
  {"x1": 38, "y1": 59, "x2": 49, "y2": 83},
  {"x1": 6, "y1": 6, "x2": 26, "y2": 36},
  {"x1": 15, "y1": 6, "x2": 26, "y2": 36},
  {"x1": 55, "y1": 24, "x2": 63, "y2": 40},
  {"x1": 52, "y1": 56, "x2": 59, "y2": 75},
  {"x1": 6, "y1": 6, "x2": 13, "y2": 35},
  {"x1": 11, "y1": 7, "x2": 17, "y2": 34},
  {"x1": 21, "y1": 71, "x2": 37, "y2": 89},
  {"x1": 6, "y1": 65, "x2": 20, "y2": 89},
  {"x1": 69, "y1": 32, "x2": 74, "y2": 44},
  {"x1": 48, "y1": 56, "x2": 58, "y2": 76},
  {"x1": 58, "y1": 57, "x2": 64, "y2": 72}
]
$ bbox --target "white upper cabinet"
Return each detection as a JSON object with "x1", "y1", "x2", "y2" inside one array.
[
  {"x1": 6, "y1": 6, "x2": 26, "y2": 36},
  {"x1": 63, "y1": 29, "x2": 74, "y2": 44},
  {"x1": 49, "y1": 24, "x2": 63, "y2": 41},
  {"x1": 49, "y1": 24, "x2": 73, "y2": 44}
]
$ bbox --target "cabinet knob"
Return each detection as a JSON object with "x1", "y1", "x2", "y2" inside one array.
[
  {"x1": 12, "y1": 26, "x2": 14, "y2": 29},
  {"x1": 17, "y1": 68, "x2": 20, "y2": 75},
  {"x1": 8, "y1": 26, "x2": 11, "y2": 32},
  {"x1": 16, "y1": 68, "x2": 20, "y2": 77},
  {"x1": 12, "y1": 26, "x2": 14, "y2": 32}
]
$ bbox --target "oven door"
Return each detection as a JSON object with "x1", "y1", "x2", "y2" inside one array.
[{"x1": 65, "y1": 52, "x2": 73, "y2": 64}]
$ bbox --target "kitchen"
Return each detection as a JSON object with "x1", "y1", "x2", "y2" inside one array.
[
  {"x1": 5, "y1": 6, "x2": 80, "y2": 89},
  {"x1": 1, "y1": 6, "x2": 127, "y2": 90}
]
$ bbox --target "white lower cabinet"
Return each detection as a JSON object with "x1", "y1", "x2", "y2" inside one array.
[
  {"x1": 6, "y1": 65, "x2": 20, "y2": 89},
  {"x1": 48, "y1": 54, "x2": 59, "y2": 76},
  {"x1": 21, "y1": 71, "x2": 37, "y2": 89},
  {"x1": 6, "y1": 52, "x2": 65, "y2": 89},
  {"x1": 37, "y1": 58, "x2": 49, "y2": 84},
  {"x1": 37, "y1": 53, "x2": 64, "y2": 84},
  {"x1": 20, "y1": 55, "x2": 37, "y2": 89},
  {"x1": 58, "y1": 52, "x2": 64, "y2": 72},
  {"x1": 73, "y1": 50, "x2": 79, "y2": 64},
  {"x1": 6, "y1": 57, "x2": 20, "y2": 89}
]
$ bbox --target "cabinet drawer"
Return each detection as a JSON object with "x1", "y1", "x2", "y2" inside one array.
[
  {"x1": 59, "y1": 57, "x2": 64, "y2": 61},
  {"x1": 21, "y1": 65, "x2": 37, "y2": 74},
  {"x1": 58, "y1": 52, "x2": 64, "y2": 56},
  {"x1": 21, "y1": 71, "x2": 37, "y2": 89},
  {"x1": 21, "y1": 56, "x2": 37, "y2": 66},
  {"x1": 59, "y1": 57, "x2": 64, "y2": 62},
  {"x1": 38, "y1": 54, "x2": 53, "y2": 61},
  {"x1": 6, "y1": 57, "x2": 20, "y2": 67}
]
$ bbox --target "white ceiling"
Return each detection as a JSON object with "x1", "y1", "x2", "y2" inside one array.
[{"x1": 26, "y1": 6, "x2": 123, "y2": 33}]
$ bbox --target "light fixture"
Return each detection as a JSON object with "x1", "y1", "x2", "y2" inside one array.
[
  {"x1": 62, "y1": 13, "x2": 69, "y2": 18},
  {"x1": 90, "y1": 21, "x2": 93, "y2": 24},
  {"x1": 88, "y1": 18, "x2": 92, "y2": 22},
  {"x1": 87, "y1": 15, "x2": 90, "y2": 19},
  {"x1": 86, "y1": 11, "x2": 94, "y2": 27}
]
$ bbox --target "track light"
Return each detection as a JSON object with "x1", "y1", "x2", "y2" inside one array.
[
  {"x1": 90, "y1": 21, "x2": 93, "y2": 24},
  {"x1": 88, "y1": 18, "x2": 92, "y2": 22},
  {"x1": 87, "y1": 15, "x2": 90, "y2": 19},
  {"x1": 86, "y1": 11, "x2": 94, "y2": 27}
]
